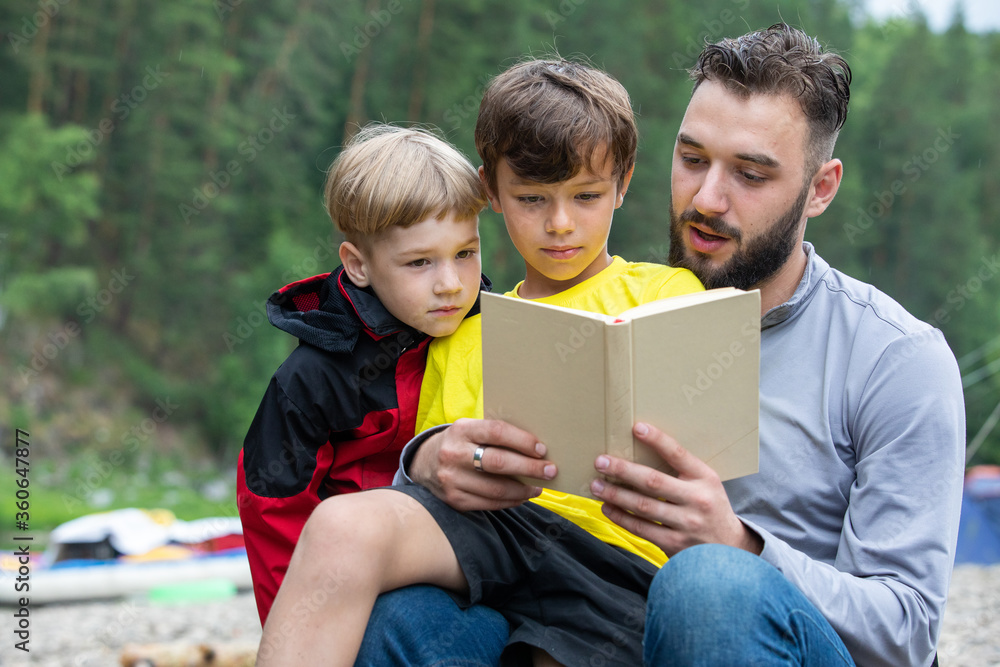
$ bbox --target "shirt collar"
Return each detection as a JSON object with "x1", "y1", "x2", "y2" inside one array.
[{"x1": 760, "y1": 242, "x2": 831, "y2": 329}]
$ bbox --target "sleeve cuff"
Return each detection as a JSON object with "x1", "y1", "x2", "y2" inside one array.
[{"x1": 392, "y1": 424, "x2": 452, "y2": 486}]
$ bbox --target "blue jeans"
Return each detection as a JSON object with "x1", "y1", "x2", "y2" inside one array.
[
  {"x1": 644, "y1": 544, "x2": 855, "y2": 666},
  {"x1": 356, "y1": 585, "x2": 508, "y2": 667}
]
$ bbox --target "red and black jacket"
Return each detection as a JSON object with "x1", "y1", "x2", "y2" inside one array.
[{"x1": 237, "y1": 266, "x2": 488, "y2": 623}]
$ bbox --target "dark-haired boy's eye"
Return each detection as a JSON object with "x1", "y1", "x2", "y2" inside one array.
[
  {"x1": 518, "y1": 195, "x2": 542, "y2": 204},
  {"x1": 577, "y1": 193, "x2": 601, "y2": 201}
]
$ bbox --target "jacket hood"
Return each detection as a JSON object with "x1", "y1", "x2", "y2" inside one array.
[{"x1": 266, "y1": 266, "x2": 491, "y2": 354}]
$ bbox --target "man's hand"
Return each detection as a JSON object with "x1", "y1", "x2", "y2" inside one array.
[
  {"x1": 410, "y1": 418, "x2": 557, "y2": 512},
  {"x1": 591, "y1": 422, "x2": 763, "y2": 556}
]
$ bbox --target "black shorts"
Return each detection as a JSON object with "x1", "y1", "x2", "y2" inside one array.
[{"x1": 391, "y1": 484, "x2": 659, "y2": 667}]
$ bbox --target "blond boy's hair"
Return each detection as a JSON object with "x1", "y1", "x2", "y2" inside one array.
[{"x1": 325, "y1": 124, "x2": 487, "y2": 248}]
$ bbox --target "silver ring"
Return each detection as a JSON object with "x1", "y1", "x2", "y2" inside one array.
[{"x1": 473, "y1": 446, "x2": 486, "y2": 472}]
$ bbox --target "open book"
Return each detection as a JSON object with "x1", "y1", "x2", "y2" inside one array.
[{"x1": 481, "y1": 288, "x2": 760, "y2": 498}]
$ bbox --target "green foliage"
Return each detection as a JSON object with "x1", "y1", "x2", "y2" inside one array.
[
  {"x1": 1, "y1": 0, "x2": 998, "y2": 500},
  {"x1": 1, "y1": 267, "x2": 99, "y2": 319}
]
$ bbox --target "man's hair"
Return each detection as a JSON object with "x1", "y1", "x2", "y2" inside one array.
[
  {"x1": 325, "y1": 124, "x2": 487, "y2": 247},
  {"x1": 690, "y1": 23, "x2": 852, "y2": 176},
  {"x1": 474, "y1": 57, "x2": 637, "y2": 193}
]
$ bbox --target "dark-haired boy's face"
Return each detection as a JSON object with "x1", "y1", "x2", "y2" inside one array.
[
  {"x1": 668, "y1": 81, "x2": 821, "y2": 292},
  {"x1": 483, "y1": 155, "x2": 631, "y2": 299}
]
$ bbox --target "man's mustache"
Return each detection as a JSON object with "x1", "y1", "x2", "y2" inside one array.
[{"x1": 679, "y1": 209, "x2": 742, "y2": 242}]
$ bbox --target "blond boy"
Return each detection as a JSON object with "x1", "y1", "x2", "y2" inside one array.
[{"x1": 237, "y1": 124, "x2": 488, "y2": 623}]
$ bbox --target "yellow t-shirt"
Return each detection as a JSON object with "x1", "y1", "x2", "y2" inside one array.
[{"x1": 416, "y1": 256, "x2": 705, "y2": 566}]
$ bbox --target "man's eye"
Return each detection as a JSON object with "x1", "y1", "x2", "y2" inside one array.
[{"x1": 741, "y1": 171, "x2": 766, "y2": 184}]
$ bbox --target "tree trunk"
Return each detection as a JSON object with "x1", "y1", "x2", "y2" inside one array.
[
  {"x1": 343, "y1": 0, "x2": 380, "y2": 143},
  {"x1": 407, "y1": 0, "x2": 436, "y2": 122},
  {"x1": 25, "y1": 8, "x2": 53, "y2": 114}
]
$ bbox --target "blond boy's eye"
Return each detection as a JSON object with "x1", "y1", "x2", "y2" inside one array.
[
  {"x1": 409, "y1": 259, "x2": 429, "y2": 267},
  {"x1": 457, "y1": 249, "x2": 477, "y2": 259}
]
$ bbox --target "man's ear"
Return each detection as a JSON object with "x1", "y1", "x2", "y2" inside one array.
[
  {"x1": 479, "y1": 166, "x2": 502, "y2": 214},
  {"x1": 804, "y1": 158, "x2": 842, "y2": 219},
  {"x1": 615, "y1": 164, "x2": 636, "y2": 208},
  {"x1": 339, "y1": 241, "x2": 371, "y2": 287}
]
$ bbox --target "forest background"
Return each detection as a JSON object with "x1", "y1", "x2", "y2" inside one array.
[{"x1": 1, "y1": 0, "x2": 999, "y2": 536}]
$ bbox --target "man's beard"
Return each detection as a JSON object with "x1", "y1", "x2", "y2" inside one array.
[{"x1": 668, "y1": 185, "x2": 810, "y2": 291}]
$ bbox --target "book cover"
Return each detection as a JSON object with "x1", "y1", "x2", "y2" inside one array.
[{"x1": 480, "y1": 288, "x2": 761, "y2": 497}]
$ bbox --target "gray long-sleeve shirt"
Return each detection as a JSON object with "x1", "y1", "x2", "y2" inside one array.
[
  {"x1": 397, "y1": 243, "x2": 966, "y2": 667},
  {"x1": 727, "y1": 243, "x2": 964, "y2": 667}
]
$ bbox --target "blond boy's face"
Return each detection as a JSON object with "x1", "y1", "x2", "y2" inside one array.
[
  {"x1": 484, "y1": 155, "x2": 632, "y2": 299},
  {"x1": 342, "y1": 214, "x2": 481, "y2": 337}
]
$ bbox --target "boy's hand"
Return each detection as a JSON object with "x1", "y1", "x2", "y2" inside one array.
[
  {"x1": 590, "y1": 422, "x2": 763, "y2": 556},
  {"x1": 410, "y1": 418, "x2": 557, "y2": 512}
]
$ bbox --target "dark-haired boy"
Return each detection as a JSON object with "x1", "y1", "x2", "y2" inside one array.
[
  {"x1": 257, "y1": 59, "x2": 703, "y2": 666},
  {"x1": 395, "y1": 24, "x2": 964, "y2": 667}
]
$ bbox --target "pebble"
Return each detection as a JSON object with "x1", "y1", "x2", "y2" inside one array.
[
  {"x1": 4, "y1": 564, "x2": 998, "y2": 666},
  {"x1": 4, "y1": 592, "x2": 262, "y2": 666},
  {"x1": 938, "y1": 564, "x2": 1000, "y2": 667}
]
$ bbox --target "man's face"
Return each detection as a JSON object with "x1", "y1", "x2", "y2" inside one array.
[
  {"x1": 668, "y1": 81, "x2": 814, "y2": 291},
  {"x1": 360, "y1": 214, "x2": 481, "y2": 337},
  {"x1": 485, "y1": 155, "x2": 631, "y2": 299}
]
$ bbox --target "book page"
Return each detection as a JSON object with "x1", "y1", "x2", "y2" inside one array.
[
  {"x1": 629, "y1": 291, "x2": 760, "y2": 480},
  {"x1": 481, "y1": 293, "x2": 611, "y2": 496}
]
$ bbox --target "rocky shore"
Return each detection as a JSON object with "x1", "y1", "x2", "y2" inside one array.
[{"x1": 5, "y1": 563, "x2": 999, "y2": 666}]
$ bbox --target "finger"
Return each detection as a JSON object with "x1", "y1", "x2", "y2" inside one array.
[
  {"x1": 594, "y1": 453, "x2": 684, "y2": 505},
  {"x1": 632, "y1": 422, "x2": 715, "y2": 480},
  {"x1": 448, "y1": 475, "x2": 542, "y2": 512},
  {"x1": 476, "y1": 442, "x2": 556, "y2": 483},
  {"x1": 598, "y1": 500, "x2": 683, "y2": 557},
  {"x1": 454, "y1": 418, "x2": 548, "y2": 459},
  {"x1": 590, "y1": 477, "x2": 679, "y2": 527}
]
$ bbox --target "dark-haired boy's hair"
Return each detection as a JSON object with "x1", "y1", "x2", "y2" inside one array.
[
  {"x1": 691, "y1": 23, "x2": 852, "y2": 176},
  {"x1": 474, "y1": 58, "x2": 637, "y2": 193}
]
